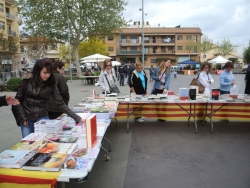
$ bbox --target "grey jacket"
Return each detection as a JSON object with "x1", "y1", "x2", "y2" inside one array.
[{"x1": 99, "y1": 68, "x2": 118, "y2": 93}]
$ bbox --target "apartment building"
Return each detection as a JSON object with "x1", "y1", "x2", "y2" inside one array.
[
  {"x1": 0, "y1": 0, "x2": 21, "y2": 71},
  {"x1": 105, "y1": 22, "x2": 202, "y2": 67}
]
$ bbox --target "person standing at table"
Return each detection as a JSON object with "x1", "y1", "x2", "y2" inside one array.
[
  {"x1": 48, "y1": 61, "x2": 69, "y2": 119},
  {"x1": 129, "y1": 62, "x2": 147, "y2": 122},
  {"x1": 99, "y1": 59, "x2": 119, "y2": 94},
  {"x1": 198, "y1": 62, "x2": 214, "y2": 95},
  {"x1": 244, "y1": 64, "x2": 250, "y2": 94},
  {"x1": 151, "y1": 57, "x2": 171, "y2": 94},
  {"x1": 13, "y1": 58, "x2": 85, "y2": 138},
  {"x1": 219, "y1": 61, "x2": 235, "y2": 95},
  {"x1": 0, "y1": 95, "x2": 19, "y2": 107}
]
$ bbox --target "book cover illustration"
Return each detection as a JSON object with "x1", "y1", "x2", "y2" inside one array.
[
  {"x1": 10, "y1": 140, "x2": 47, "y2": 152},
  {"x1": 0, "y1": 150, "x2": 36, "y2": 168},
  {"x1": 46, "y1": 134, "x2": 78, "y2": 143},
  {"x1": 22, "y1": 153, "x2": 68, "y2": 172},
  {"x1": 86, "y1": 114, "x2": 97, "y2": 148},
  {"x1": 71, "y1": 148, "x2": 89, "y2": 158},
  {"x1": 62, "y1": 157, "x2": 94, "y2": 171},
  {"x1": 90, "y1": 107, "x2": 109, "y2": 113},
  {"x1": 38, "y1": 142, "x2": 77, "y2": 155},
  {"x1": 34, "y1": 119, "x2": 63, "y2": 127},
  {"x1": 21, "y1": 133, "x2": 47, "y2": 141}
]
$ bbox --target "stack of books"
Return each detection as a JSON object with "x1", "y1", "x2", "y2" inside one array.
[{"x1": 34, "y1": 119, "x2": 63, "y2": 134}]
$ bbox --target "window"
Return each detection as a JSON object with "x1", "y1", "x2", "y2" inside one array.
[
  {"x1": 168, "y1": 46, "x2": 173, "y2": 51},
  {"x1": 194, "y1": 46, "x2": 197, "y2": 53},
  {"x1": 177, "y1": 46, "x2": 182, "y2": 50},
  {"x1": 0, "y1": 21, "x2": 4, "y2": 30},
  {"x1": 130, "y1": 46, "x2": 137, "y2": 51},
  {"x1": 108, "y1": 35, "x2": 114, "y2": 41},
  {"x1": 194, "y1": 35, "x2": 197, "y2": 42},
  {"x1": 108, "y1": 47, "x2": 114, "y2": 51},
  {"x1": 144, "y1": 47, "x2": 149, "y2": 54},
  {"x1": 144, "y1": 37, "x2": 149, "y2": 43},
  {"x1": 161, "y1": 46, "x2": 166, "y2": 53},
  {"x1": 0, "y1": 4, "x2": 3, "y2": 12},
  {"x1": 153, "y1": 47, "x2": 157, "y2": 53},
  {"x1": 177, "y1": 35, "x2": 183, "y2": 40},
  {"x1": 151, "y1": 59, "x2": 157, "y2": 63},
  {"x1": 121, "y1": 46, "x2": 127, "y2": 51},
  {"x1": 186, "y1": 35, "x2": 191, "y2": 40},
  {"x1": 186, "y1": 46, "x2": 191, "y2": 50},
  {"x1": 130, "y1": 36, "x2": 137, "y2": 43}
]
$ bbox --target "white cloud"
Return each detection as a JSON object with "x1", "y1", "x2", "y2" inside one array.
[{"x1": 123, "y1": 0, "x2": 250, "y2": 55}]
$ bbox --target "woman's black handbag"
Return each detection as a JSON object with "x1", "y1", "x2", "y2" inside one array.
[
  {"x1": 104, "y1": 74, "x2": 120, "y2": 93},
  {"x1": 11, "y1": 80, "x2": 28, "y2": 126}
]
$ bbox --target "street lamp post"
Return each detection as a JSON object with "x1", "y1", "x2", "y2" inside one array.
[
  {"x1": 67, "y1": 5, "x2": 72, "y2": 83},
  {"x1": 141, "y1": 0, "x2": 145, "y2": 69}
]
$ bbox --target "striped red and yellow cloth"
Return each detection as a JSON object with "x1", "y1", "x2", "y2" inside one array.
[
  {"x1": 115, "y1": 103, "x2": 250, "y2": 121},
  {"x1": 0, "y1": 168, "x2": 61, "y2": 188}
]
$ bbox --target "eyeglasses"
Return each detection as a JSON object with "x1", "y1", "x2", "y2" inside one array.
[{"x1": 106, "y1": 65, "x2": 112, "y2": 67}]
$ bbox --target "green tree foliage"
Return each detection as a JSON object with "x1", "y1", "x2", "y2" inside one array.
[
  {"x1": 185, "y1": 39, "x2": 200, "y2": 60},
  {"x1": 215, "y1": 39, "x2": 234, "y2": 57},
  {"x1": 200, "y1": 35, "x2": 214, "y2": 62},
  {"x1": 18, "y1": 0, "x2": 128, "y2": 74},
  {"x1": 243, "y1": 45, "x2": 250, "y2": 63},
  {"x1": 78, "y1": 37, "x2": 108, "y2": 58}
]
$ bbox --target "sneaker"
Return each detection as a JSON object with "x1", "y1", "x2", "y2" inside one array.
[{"x1": 136, "y1": 117, "x2": 144, "y2": 122}]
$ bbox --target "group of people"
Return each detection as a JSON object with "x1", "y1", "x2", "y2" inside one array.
[{"x1": 1, "y1": 58, "x2": 250, "y2": 135}]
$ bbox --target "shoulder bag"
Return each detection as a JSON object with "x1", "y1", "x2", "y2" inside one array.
[
  {"x1": 104, "y1": 74, "x2": 120, "y2": 93},
  {"x1": 190, "y1": 73, "x2": 205, "y2": 94},
  {"x1": 11, "y1": 80, "x2": 28, "y2": 126}
]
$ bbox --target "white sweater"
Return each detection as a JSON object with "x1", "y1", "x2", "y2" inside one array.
[
  {"x1": 198, "y1": 71, "x2": 214, "y2": 95},
  {"x1": 99, "y1": 68, "x2": 118, "y2": 93}
]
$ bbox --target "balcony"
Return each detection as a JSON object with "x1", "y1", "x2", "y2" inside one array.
[
  {"x1": 7, "y1": 30, "x2": 16, "y2": 36},
  {"x1": 5, "y1": 0, "x2": 14, "y2": 5},
  {"x1": 119, "y1": 50, "x2": 142, "y2": 55},
  {"x1": 6, "y1": 13, "x2": 15, "y2": 20}
]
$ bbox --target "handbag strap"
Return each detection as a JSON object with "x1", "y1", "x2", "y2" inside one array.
[
  {"x1": 196, "y1": 73, "x2": 201, "y2": 80},
  {"x1": 104, "y1": 74, "x2": 112, "y2": 90}
]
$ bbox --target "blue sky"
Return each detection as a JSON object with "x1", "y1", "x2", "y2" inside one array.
[{"x1": 123, "y1": 0, "x2": 250, "y2": 56}]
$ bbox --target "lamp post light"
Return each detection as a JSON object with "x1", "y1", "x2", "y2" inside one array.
[
  {"x1": 140, "y1": 0, "x2": 146, "y2": 69},
  {"x1": 67, "y1": 5, "x2": 72, "y2": 83}
]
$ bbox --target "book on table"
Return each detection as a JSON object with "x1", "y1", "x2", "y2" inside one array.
[
  {"x1": 0, "y1": 150, "x2": 36, "y2": 168},
  {"x1": 38, "y1": 142, "x2": 77, "y2": 155},
  {"x1": 62, "y1": 157, "x2": 94, "y2": 172},
  {"x1": 86, "y1": 114, "x2": 97, "y2": 148},
  {"x1": 10, "y1": 140, "x2": 47, "y2": 152},
  {"x1": 21, "y1": 133, "x2": 47, "y2": 141},
  {"x1": 71, "y1": 147, "x2": 100, "y2": 159},
  {"x1": 22, "y1": 153, "x2": 68, "y2": 172}
]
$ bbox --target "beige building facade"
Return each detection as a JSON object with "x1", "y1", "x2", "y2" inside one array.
[
  {"x1": 0, "y1": 0, "x2": 21, "y2": 72},
  {"x1": 104, "y1": 24, "x2": 202, "y2": 68}
]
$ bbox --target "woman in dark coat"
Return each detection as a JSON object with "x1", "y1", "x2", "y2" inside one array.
[
  {"x1": 244, "y1": 64, "x2": 250, "y2": 94},
  {"x1": 48, "y1": 61, "x2": 70, "y2": 119},
  {"x1": 14, "y1": 58, "x2": 84, "y2": 137}
]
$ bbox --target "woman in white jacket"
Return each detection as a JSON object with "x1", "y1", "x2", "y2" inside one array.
[
  {"x1": 99, "y1": 59, "x2": 119, "y2": 94},
  {"x1": 198, "y1": 62, "x2": 214, "y2": 95}
]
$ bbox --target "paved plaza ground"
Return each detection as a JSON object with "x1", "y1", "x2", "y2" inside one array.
[{"x1": 0, "y1": 72, "x2": 249, "y2": 188}]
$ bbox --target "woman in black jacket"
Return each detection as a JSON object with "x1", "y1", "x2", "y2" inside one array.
[
  {"x1": 129, "y1": 62, "x2": 147, "y2": 122},
  {"x1": 48, "y1": 61, "x2": 70, "y2": 119},
  {"x1": 14, "y1": 58, "x2": 84, "y2": 137}
]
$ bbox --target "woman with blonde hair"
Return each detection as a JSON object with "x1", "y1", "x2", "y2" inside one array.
[
  {"x1": 99, "y1": 59, "x2": 119, "y2": 94},
  {"x1": 152, "y1": 58, "x2": 171, "y2": 94}
]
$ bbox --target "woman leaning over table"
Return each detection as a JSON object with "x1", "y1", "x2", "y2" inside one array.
[
  {"x1": 198, "y1": 62, "x2": 214, "y2": 95},
  {"x1": 219, "y1": 61, "x2": 235, "y2": 95},
  {"x1": 99, "y1": 59, "x2": 119, "y2": 94},
  {"x1": 129, "y1": 62, "x2": 148, "y2": 122},
  {"x1": 48, "y1": 61, "x2": 69, "y2": 119},
  {"x1": 152, "y1": 57, "x2": 171, "y2": 94},
  {"x1": 13, "y1": 58, "x2": 85, "y2": 138}
]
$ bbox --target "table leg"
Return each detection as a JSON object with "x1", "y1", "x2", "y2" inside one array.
[
  {"x1": 194, "y1": 103, "x2": 197, "y2": 133},
  {"x1": 202, "y1": 103, "x2": 208, "y2": 126},
  {"x1": 103, "y1": 137, "x2": 112, "y2": 152},
  {"x1": 127, "y1": 103, "x2": 130, "y2": 133},
  {"x1": 187, "y1": 103, "x2": 192, "y2": 126},
  {"x1": 210, "y1": 103, "x2": 214, "y2": 133}
]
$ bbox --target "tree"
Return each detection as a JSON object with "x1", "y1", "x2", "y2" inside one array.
[
  {"x1": 200, "y1": 35, "x2": 214, "y2": 62},
  {"x1": 215, "y1": 39, "x2": 234, "y2": 57},
  {"x1": 243, "y1": 45, "x2": 250, "y2": 64},
  {"x1": 185, "y1": 39, "x2": 200, "y2": 60},
  {"x1": 78, "y1": 37, "x2": 108, "y2": 58},
  {"x1": 18, "y1": 0, "x2": 128, "y2": 74}
]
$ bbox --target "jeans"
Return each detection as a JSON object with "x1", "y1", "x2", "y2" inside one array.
[
  {"x1": 20, "y1": 116, "x2": 49, "y2": 138},
  {"x1": 220, "y1": 90, "x2": 230, "y2": 95},
  {"x1": 120, "y1": 73, "x2": 125, "y2": 86}
]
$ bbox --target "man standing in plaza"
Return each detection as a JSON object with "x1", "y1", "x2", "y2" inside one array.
[{"x1": 118, "y1": 63, "x2": 126, "y2": 86}]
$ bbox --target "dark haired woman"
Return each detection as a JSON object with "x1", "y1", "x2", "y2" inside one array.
[
  {"x1": 152, "y1": 58, "x2": 171, "y2": 94},
  {"x1": 13, "y1": 58, "x2": 84, "y2": 137},
  {"x1": 99, "y1": 59, "x2": 118, "y2": 94},
  {"x1": 48, "y1": 61, "x2": 69, "y2": 119},
  {"x1": 219, "y1": 61, "x2": 235, "y2": 95},
  {"x1": 198, "y1": 62, "x2": 214, "y2": 95}
]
